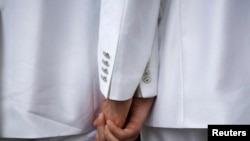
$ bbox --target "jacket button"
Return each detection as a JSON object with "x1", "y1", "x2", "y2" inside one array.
[
  {"x1": 143, "y1": 76, "x2": 151, "y2": 84},
  {"x1": 103, "y1": 51, "x2": 110, "y2": 59},
  {"x1": 102, "y1": 59, "x2": 109, "y2": 67},
  {"x1": 143, "y1": 69, "x2": 150, "y2": 76},
  {"x1": 101, "y1": 75, "x2": 107, "y2": 82},
  {"x1": 102, "y1": 67, "x2": 109, "y2": 74}
]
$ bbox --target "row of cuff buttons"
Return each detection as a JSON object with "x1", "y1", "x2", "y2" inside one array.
[
  {"x1": 142, "y1": 63, "x2": 151, "y2": 84},
  {"x1": 101, "y1": 51, "x2": 110, "y2": 82},
  {"x1": 101, "y1": 52, "x2": 151, "y2": 84}
]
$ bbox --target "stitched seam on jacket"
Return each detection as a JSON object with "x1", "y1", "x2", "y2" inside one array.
[{"x1": 179, "y1": 0, "x2": 185, "y2": 125}]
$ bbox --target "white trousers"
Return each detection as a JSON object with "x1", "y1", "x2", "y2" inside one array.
[
  {"x1": 0, "y1": 130, "x2": 95, "y2": 141},
  {"x1": 141, "y1": 126, "x2": 207, "y2": 141}
]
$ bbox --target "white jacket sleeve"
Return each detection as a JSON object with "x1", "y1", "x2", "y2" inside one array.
[
  {"x1": 136, "y1": 29, "x2": 159, "y2": 98},
  {"x1": 98, "y1": 0, "x2": 161, "y2": 101}
]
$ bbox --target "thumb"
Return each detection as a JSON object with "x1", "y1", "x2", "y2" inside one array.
[
  {"x1": 106, "y1": 120, "x2": 125, "y2": 139},
  {"x1": 93, "y1": 113, "x2": 105, "y2": 127}
]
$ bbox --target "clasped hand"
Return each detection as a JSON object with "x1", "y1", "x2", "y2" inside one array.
[{"x1": 93, "y1": 97, "x2": 155, "y2": 141}]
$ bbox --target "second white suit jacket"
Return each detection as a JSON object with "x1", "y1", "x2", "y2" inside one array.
[{"x1": 98, "y1": 0, "x2": 250, "y2": 128}]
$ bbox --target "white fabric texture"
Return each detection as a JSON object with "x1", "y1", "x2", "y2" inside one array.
[
  {"x1": 0, "y1": 0, "x2": 102, "y2": 138},
  {"x1": 0, "y1": 130, "x2": 95, "y2": 141},
  {"x1": 141, "y1": 127, "x2": 207, "y2": 141},
  {"x1": 146, "y1": 0, "x2": 250, "y2": 128}
]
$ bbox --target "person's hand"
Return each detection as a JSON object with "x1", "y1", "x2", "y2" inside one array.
[
  {"x1": 99, "y1": 98, "x2": 132, "y2": 128},
  {"x1": 104, "y1": 97, "x2": 155, "y2": 141},
  {"x1": 93, "y1": 98, "x2": 132, "y2": 141},
  {"x1": 103, "y1": 120, "x2": 139, "y2": 141},
  {"x1": 93, "y1": 113, "x2": 106, "y2": 141}
]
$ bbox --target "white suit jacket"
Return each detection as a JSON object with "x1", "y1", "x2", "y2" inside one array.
[
  {"x1": 98, "y1": 0, "x2": 250, "y2": 128},
  {"x1": 98, "y1": 0, "x2": 159, "y2": 100},
  {"x1": 0, "y1": 0, "x2": 102, "y2": 138}
]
